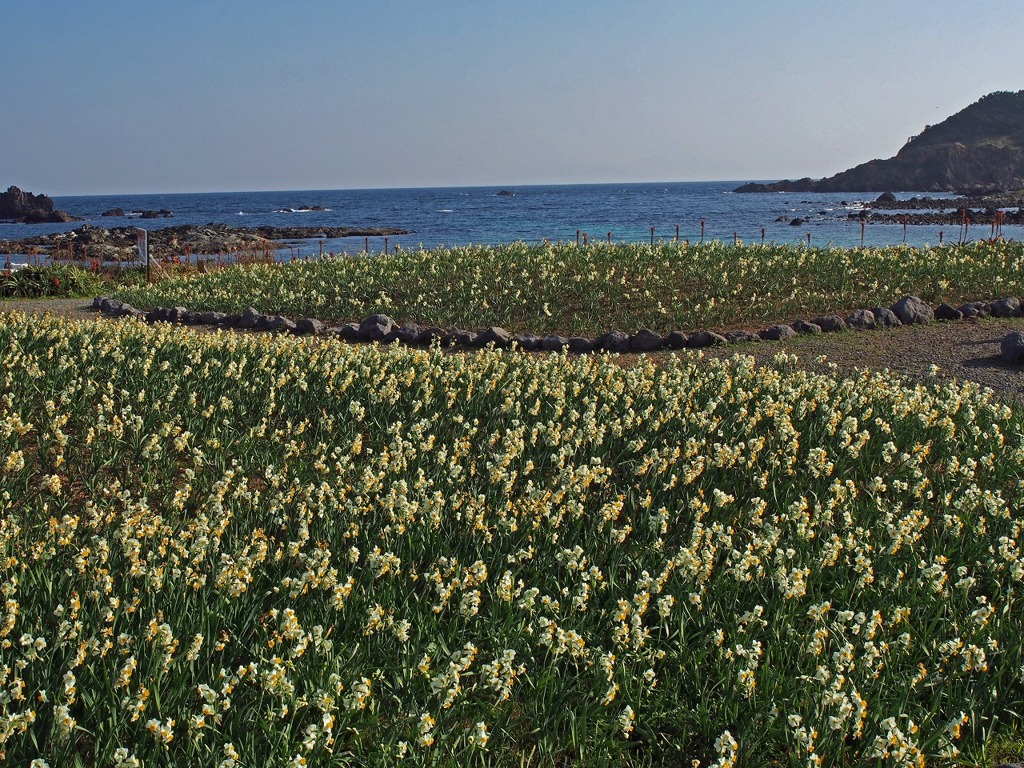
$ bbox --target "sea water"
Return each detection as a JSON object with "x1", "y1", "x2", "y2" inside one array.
[{"x1": 1, "y1": 181, "x2": 1019, "y2": 257}]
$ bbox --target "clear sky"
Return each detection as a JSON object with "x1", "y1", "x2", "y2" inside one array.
[{"x1": 5, "y1": 1, "x2": 1023, "y2": 195}]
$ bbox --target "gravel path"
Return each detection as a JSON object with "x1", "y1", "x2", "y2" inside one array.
[
  {"x1": 700, "y1": 317, "x2": 1024, "y2": 402},
  {"x1": 2, "y1": 297, "x2": 1023, "y2": 401}
]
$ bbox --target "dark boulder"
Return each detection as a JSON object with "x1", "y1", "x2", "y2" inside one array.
[
  {"x1": 871, "y1": 307, "x2": 903, "y2": 328},
  {"x1": 1001, "y1": 331, "x2": 1024, "y2": 363},
  {"x1": 267, "y1": 316, "x2": 297, "y2": 333},
  {"x1": 168, "y1": 306, "x2": 190, "y2": 324},
  {"x1": 629, "y1": 328, "x2": 663, "y2": 352},
  {"x1": 991, "y1": 297, "x2": 1021, "y2": 318},
  {"x1": 567, "y1": 337, "x2": 595, "y2": 353},
  {"x1": 761, "y1": 324, "x2": 798, "y2": 341},
  {"x1": 846, "y1": 309, "x2": 876, "y2": 330},
  {"x1": 540, "y1": 334, "x2": 568, "y2": 352},
  {"x1": 395, "y1": 323, "x2": 424, "y2": 345},
  {"x1": 512, "y1": 334, "x2": 541, "y2": 351},
  {"x1": 295, "y1": 317, "x2": 326, "y2": 335},
  {"x1": 477, "y1": 326, "x2": 513, "y2": 348},
  {"x1": 596, "y1": 330, "x2": 631, "y2": 353},
  {"x1": 664, "y1": 330, "x2": 689, "y2": 349},
  {"x1": 443, "y1": 329, "x2": 477, "y2": 347},
  {"x1": 959, "y1": 301, "x2": 990, "y2": 318},
  {"x1": 792, "y1": 320, "x2": 822, "y2": 335},
  {"x1": 686, "y1": 331, "x2": 728, "y2": 348},
  {"x1": 934, "y1": 303, "x2": 964, "y2": 321},
  {"x1": 810, "y1": 315, "x2": 848, "y2": 332},
  {"x1": 725, "y1": 330, "x2": 761, "y2": 344},
  {"x1": 359, "y1": 314, "x2": 396, "y2": 341},
  {"x1": 236, "y1": 306, "x2": 264, "y2": 329},
  {"x1": 197, "y1": 310, "x2": 227, "y2": 325},
  {"x1": 419, "y1": 326, "x2": 446, "y2": 345},
  {"x1": 337, "y1": 323, "x2": 364, "y2": 341},
  {"x1": 891, "y1": 296, "x2": 934, "y2": 325}
]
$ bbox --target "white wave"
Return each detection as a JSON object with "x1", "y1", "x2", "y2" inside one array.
[{"x1": 438, "y1": 209, "x2": 454, "y2": 213}]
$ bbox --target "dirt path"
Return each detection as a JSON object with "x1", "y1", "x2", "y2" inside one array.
[
  {"x1": 0, "y1": 297, "x2": 98, "y2": 321},
  {"x1": 2, "y1": 297, "x2": 1023, "y2": 400}
]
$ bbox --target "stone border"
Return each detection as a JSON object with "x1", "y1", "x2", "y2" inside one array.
[{"x1": 92, "y1": 295, "x2": 1024, "y2": 362}]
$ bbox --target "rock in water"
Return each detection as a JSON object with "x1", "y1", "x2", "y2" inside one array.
[{"x1": 0, "y1": 185, "x2": 78, "y2": 223}]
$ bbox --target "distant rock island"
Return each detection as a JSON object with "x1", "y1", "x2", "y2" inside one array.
[
  {"x1": 736, "y1": 90, "x2": 1024, "y2": 194},
  {"x1": 0, "y1": 186, "x2": 78, "y2": 223}
]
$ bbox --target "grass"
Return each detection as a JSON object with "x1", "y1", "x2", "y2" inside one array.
[{"x1": 107, "y1": 240, "x2": 1024, "y2": 336}]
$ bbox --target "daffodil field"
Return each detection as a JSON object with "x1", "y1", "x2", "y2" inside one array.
[
  {"x1": 111, "y1": 240, "x2": 1024, "y2": 335},
  {"x1": 2, "y1": 311, "x2": 1024, "y2": 767}
]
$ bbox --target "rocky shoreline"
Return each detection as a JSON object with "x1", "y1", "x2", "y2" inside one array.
[
  {"x1": 91, "y1": 293, "x2": 1024, "y2": 365},
  {"x1": 2, "y1": 223, "x2": 413, "y2": 261}
]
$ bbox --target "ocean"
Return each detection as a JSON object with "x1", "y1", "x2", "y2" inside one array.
[{"x1": 2, "y1": 181, "x2": 1019, "y2": 258}]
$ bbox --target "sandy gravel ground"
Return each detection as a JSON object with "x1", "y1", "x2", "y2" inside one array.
[{"x1": 2, "y1": 297, "x2": 1023, "y2": 402}]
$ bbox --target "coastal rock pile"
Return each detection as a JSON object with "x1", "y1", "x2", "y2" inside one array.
[
  {"x1": 10, "y1": 223, "x2": 414, "y2": 261},
  {"x1": 92, "y1": 293, "x2": 1024, "y2": 365}
]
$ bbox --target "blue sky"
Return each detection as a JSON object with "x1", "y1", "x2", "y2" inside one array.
[{"x1": 5, "y1": 1, "x2": 1023, "y2": 195}]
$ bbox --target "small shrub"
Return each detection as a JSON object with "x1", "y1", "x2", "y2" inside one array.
[{"x1": 0, "y1": 264, "x2": 101, "y2": 298}]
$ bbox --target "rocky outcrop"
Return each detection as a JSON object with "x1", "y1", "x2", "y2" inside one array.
[
  {"x1": 736, "y1": 91, "x2": 1024, "y2": 194},
  {"x1": 0, "y1": 186, "x2": 78, "y2": 223}
]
